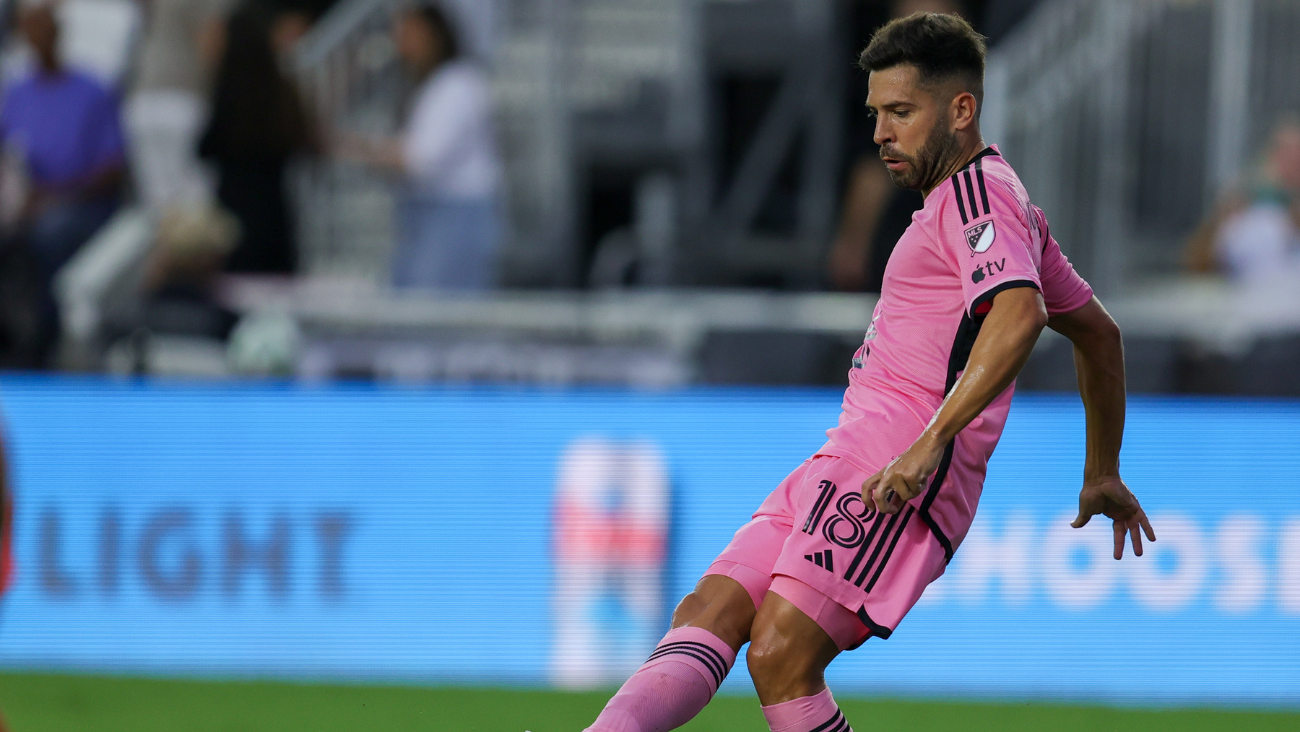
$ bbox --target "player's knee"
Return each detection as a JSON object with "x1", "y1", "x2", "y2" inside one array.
[
  {"x1": 670, "y1": 576, "x2": 757, "y2": 648},
  {"x1": 745, "y1": 623, "x2": 799, "y2": 684},
  {"x1": 670, "y1": 590, "x2": 707, "y2": 626}
]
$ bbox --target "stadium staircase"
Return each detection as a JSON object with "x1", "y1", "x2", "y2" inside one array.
[{"x1": 292, "y1": 0, "x2": 700, "y2": 288}]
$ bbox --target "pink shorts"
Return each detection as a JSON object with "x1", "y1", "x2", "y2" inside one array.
[{"x1": 705, "y1": 455, "x2": 948, "y2": 649}]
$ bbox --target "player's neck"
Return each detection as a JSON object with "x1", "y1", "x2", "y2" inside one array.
[{"x1": 922, "y1": 134, "x2": 987, "y2": 199}]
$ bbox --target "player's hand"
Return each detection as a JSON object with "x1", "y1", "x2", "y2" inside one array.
[
  {"x1": 861, "y1": 437, "x2": 945, "y2": 515},
  {"x1": 1071, "y1": 476, "x2": 1156, "y2": 560}
]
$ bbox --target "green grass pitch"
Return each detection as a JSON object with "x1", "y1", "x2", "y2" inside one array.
[{"x1": 0, "y1": 673, "x2": 1296, "y2": 731}]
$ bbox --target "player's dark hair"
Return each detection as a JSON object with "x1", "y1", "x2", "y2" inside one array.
[{"x1": 859, "y1": 12, "x2": 987, "y2": 105}]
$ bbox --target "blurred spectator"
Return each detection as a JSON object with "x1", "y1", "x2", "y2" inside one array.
[
  {"x1": 827, "y1": 0, "x2": 965, "y2": 292},
  {"x1": 269, "y1": 5, "x2": 314, "y2": 56},
  {"x1": 139, "y1": 203, "x2": 241, "y2": 340},
  {"x1": 343, "y1": 2, "x2": 503, "y2": 291},
  {"x1": 126, "y1": 0, "x2": 233, "y2": 211},
  {"x1": 0, "y1": 4, "x2": 126, "y2": 364},
  {"x1": 199, "y1": 5, "x2": 317, "y2": 275},
  {"x1": 1186, "y1": 118, "x2": 1300, "y2": 283},
  {"x1": 1, "y1": 4, "x2": 125, "y2": 278}
]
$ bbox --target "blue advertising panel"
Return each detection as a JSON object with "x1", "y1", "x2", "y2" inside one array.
[{"x1": 0, "y1": 376, "x2": 1296, "y2": 706}]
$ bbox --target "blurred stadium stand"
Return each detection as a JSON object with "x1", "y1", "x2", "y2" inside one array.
[
  {"x1": 293, "y1": 0, "x2": 841, "y2": 290},
  {"x1": 984, "y1": 0, "x2": 1300, "y2": 292},
  {"x1": 1, "y1": 0, "x2": 1296, "y2": 396},
  {"x1": 216, "y1": 277, "x2": 873, "y2": 385}
]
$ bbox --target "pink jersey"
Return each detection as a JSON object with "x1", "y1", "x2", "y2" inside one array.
[{"x1": 818, "y1": 146, "x2": 1093, "y2": 561}]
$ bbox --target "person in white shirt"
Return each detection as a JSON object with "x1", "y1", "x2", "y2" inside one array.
[
  {"x1": 348, "y1": 3, "x2": 503, "y2": 290},
  {"x1": 1188, "y1": 119, "x2": 1300, "y2": 283},
  {"x1": 1214, "y1": 122, "x2": 1300, "y2": 283}
]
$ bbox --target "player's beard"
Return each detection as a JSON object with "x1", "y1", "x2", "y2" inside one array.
[{"x1": 881, "y1": 121, "x2": 963, "y2": 192}]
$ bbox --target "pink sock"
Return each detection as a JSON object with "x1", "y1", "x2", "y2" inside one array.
[
  {"x1": 761, "y1": 688, "x2": 853, "y2": 732},
  {"x1": 585, "y1": 626, "x2": 737, "y2": 732}
]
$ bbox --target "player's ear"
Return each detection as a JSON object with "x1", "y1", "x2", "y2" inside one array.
[{"x1": 952, "y1": 91, "x2": 977, "y2": 131}]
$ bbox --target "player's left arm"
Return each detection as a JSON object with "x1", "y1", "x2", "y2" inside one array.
[
  {"x1": 863, "y1": 285, "x2": 1047, "y2": 514},
  {"x1": 1049, "y1": 296, "x2": 1155, "y2": 560}
]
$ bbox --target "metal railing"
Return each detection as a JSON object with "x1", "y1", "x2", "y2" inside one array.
[
  {"x1": 985, "y1": 0, "x2": 1300, "y2": 294},
  {"x1": 292, "y1": 0, "x2": 406, "y2": 282},
  {"x1": 290, "y1": 0, "x2": 848, "y2": 289},
  {"x1": 287, "y1": 0, "x2": 1300, "y2": 295},
  {"x1": 291, "y1": 0, "x2": 700, "y2": 287}
]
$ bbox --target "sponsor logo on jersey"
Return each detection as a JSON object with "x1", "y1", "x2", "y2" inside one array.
[
  {"x1": 965, "y1": 221, "x2": 996, "y2": 253},
  {"x1": 971, "y1": 258, "x2": 1006, "y2": 283}
]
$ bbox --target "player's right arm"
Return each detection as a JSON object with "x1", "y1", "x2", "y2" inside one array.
[{"x1": 1048, "y1": 296, "x2": 1156, "y2": 560}]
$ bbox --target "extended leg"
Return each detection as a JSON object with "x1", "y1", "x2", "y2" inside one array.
[
  {"x1": 584, "y1": 574, "x2": 757, "y2": 732},
  {"x1": 748, "y1": 591, "x2": 853, "y2": 732}
]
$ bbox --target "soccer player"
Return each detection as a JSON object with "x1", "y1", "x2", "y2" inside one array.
[{"x1": 582, "y1": 13, "x2": 1156, "y2": 732}]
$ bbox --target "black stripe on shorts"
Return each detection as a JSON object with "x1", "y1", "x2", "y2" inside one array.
[
  {"x1": 853, "y1": 509, "x2": 902, "y2": 587},
  {"x1": 842, "y1": 512, "x2": 887, "y2": 581},
  {"x1": 864, "y1": 506, "x2": 915, "y2": 592}
]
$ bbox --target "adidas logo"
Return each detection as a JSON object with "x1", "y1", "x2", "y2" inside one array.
[{"x1": 803, "y1": 549, "x2": 834, "y2": 572}]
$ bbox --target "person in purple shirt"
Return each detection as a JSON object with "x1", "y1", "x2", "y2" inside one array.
[{"x1": 1, "y1": 5, "x2": 125, "y2": 281}]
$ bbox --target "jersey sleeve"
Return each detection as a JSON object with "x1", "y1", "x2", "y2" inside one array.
[
  {"x1": 937, "y1": 171, "x2": 1042, "y2": 316},
  {"x1": 1038, "y1": 230, "x2": 1094, "y2": 316}
]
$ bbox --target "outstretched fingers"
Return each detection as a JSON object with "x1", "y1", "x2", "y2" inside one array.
[
  {"x1": 1117, "y1": 511, "x2": 1155, "y2": 560},
  {"x1": 1128, "y1": 518, "x2": 1144, "y2": 557},
  {"x1": 1139, "y1": 511, "x2": 1157, "y2": 543}
]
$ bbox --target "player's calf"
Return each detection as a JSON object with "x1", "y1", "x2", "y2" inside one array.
[
  {"x1": 583, "y1": 575, "x2": 753, "y2": 732},
  {"x1": 747, "y1": 591, "x2": 853, "y2": 732}
]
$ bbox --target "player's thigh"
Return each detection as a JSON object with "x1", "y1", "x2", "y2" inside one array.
[
  {"x1": 746, "y1": 591, "x2": 841, "y2": 706},
  {"x1": 676, "y1": 460, "x2": 816, "y2": 648},
  {"x1": 703, "y1": 460, "x2": 819, "y2": 609}
]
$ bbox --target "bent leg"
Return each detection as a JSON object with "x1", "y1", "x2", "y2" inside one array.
[
  {"x1": 670, "y1": 571, "x2": 762, "y2": 648},
  {"x1": 748, "y1": 590, "x2": 855, "y2": 732},
  {"x1": 584, "y1": 575, "x2": 755, "y2": 732},
  {"x1": 747, "y1": 590, "x2": 840, "y2": 705},
  {"x1": 586, "y1": 458, "x2": 811, "y2": 732}
]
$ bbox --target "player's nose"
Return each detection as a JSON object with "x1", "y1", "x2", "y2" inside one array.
[{"x1": 873, "y1": 118, "x2": 893, "y2": 147}]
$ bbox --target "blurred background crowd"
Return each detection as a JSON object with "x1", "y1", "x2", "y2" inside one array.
[{"x1": 0, "y1": 0, "x2": 1298, "y2": 394}]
